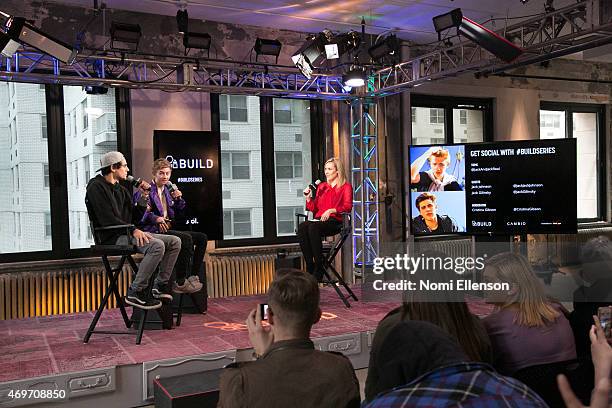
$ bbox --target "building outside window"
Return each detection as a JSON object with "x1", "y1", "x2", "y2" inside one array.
[
  {"x1": 219, "y1": 95, "x2": 248, "y2": 122},
  {"x1": 223, "y1": 209, "x2": 252, "y2": 238},
  {"x1": 275, "y1": 152, "x2": 303, "y2": 179},
  {"x1": 81, "y1": 100, "x2": 88, "y2": 130},
  {"x1": 43, "y1": 164, "x2": 49, "y2": 188},
  {"x1": 41, "y1": 114, "x2": 47, "y2": 139},
  {"x1": 221, "y1": 152, "x2": 250, "y2": 179},
  {"x1": 429, "y1": 108, "x2": 444, "y2": 124}
]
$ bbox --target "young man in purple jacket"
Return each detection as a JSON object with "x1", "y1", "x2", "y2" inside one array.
[{"x1": 134, "y1": 159, "x2": 208, "y2": 307}]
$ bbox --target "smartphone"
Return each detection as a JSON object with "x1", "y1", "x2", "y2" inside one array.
[
  {"x1": 259, "y1": 303, "x2": 269, "y2": 321},
  {"x1": 598, "y1": 306, "x2": 612, "y2": 340}
]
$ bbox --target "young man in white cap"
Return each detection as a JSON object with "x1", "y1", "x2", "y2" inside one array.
[{"x1": 85, "y1": 151, "x2": 181, "y2": 310}]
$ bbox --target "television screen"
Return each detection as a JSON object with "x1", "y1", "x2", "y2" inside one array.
[{"x1": 408, "y1": 139, "x2": 577, "y2": 235}]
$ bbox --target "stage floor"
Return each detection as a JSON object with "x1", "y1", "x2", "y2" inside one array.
[{"x1": 0, "y1": 286, "x2": 494, "y2": 384}]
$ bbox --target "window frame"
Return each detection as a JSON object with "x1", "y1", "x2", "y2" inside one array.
[
  {"x1": 0, "y1": 83, "x2": 131, "y2": 263},
  {"x1": 540, "y1": 101, "x2": 606, "y2": 223},
  {"x1": 213, "y1": 95, "x2": 324, "y2": 248}
]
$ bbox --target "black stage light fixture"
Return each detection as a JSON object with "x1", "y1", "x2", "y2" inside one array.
[
  {"x1": 254, "y1": 38, "x2": 282, "y2": 61},
  {"x1": 6, "y1": 17, "x2": 77, "y2": 64},
  {"x1": 85, "y1": 85, "x2": 108, "y2": 95},
  {"x1": 183, "y1": 32, "x2": 211, "y2": 50},
  {"x1": 368, "y1": 34, "x2": 399, "y2": 61},
  {"x1": 291, "y1": 33, "x2": 328, "y2": 79},
  {"x1": 342, "y1": 66, "x2": 366, "y2": 88},
  {"x1": 176, "y1": 9, "x2": 188, "y2": 34},
  {"x1": 0, "y1": 31, "x2": 20, "y2": 57},
  {"x1": 325, "y1": 31, "x2": 361, "y2": 60},
  {"x1": 110, "y1": 21, "x2": 141, "y2": 52},
  {"x1": 432, "y1": 8, "x2": 523, "y2": 62}
]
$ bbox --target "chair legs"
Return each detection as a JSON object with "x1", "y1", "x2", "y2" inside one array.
[{"x1": 322, "y1": 259, "x2": 358, "y2": 308}]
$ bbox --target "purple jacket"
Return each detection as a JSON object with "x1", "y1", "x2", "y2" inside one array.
[{"x1": 133, "y1": 182, "x2": 186, "y2": 233}]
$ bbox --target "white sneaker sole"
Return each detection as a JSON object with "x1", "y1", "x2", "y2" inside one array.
[{"x1": 125, "y1": 297, "x2": 162, "y2": 310}]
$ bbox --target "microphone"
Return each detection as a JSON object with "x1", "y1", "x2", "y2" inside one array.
[
  {"x1": 127, "y1": 175, "x2": 151, "y2": 191},
  {"x1": 304, "y1": 179, "x2": 321, "y2": 198},
  {"x1": 166, "y1": 181, "x2": 179, "y2": 193}
]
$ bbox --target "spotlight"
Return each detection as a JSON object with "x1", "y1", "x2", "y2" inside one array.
[
  {"x1": 254, "y1": 38, "x2": 282, "y2": 61},
  {"x1": 0, "y1": 31, "x2": 20, "y2": 57},
  {"x1": 368, "y1": 34, "x2": 399, "y2": 61},
  {"x1": 110, "y1": 21, "x2": 141, "y2": 52},
  {"x1": 342, "y1": 66, "x2": 366, "y2": 88},
  {"x1": 183, "y1": 32, "x2": 211, "y2": 50},
  {"x1": 432, "y1": 8, "x2": 523, "y2": 62},
  {"x1": 6, "y1": 17, "x2": 77, "y2": 64},
  {"x1": 84, "y1": 85, "x2": 108, "y2": 95},
  {"x1": 176, "y1": 9, "x2": 188, "y2": 34},
  {"x1": 324, "y1": 31, "x2": 361, "y2": 60},
  {"x1": 291, "y1": 33, "x2": 328, "y2": 79}
]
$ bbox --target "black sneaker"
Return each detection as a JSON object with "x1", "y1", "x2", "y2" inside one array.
[
  {"x1": 152, "y1": 283, "x2": 173, "y2": 301},
  {"x1": 125, "y1": 288, "x2": 162, "y2": 310}
]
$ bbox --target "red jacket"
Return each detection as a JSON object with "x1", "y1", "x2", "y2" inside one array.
[{"x1": 306, "y1": 181, "x2": 352, "y2": 221}]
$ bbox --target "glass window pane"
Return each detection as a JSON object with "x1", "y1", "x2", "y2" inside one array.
[
  {"x1": 274, "y1": 99, "x2": 311, "y2": 236},
  {"x1": 220, "y1": 95, "x2": 263, "y2": 239},
  {"x1": 539, "y1": 110, "x2": 566, "y2": 139},
  {"x1": 453, "y1": 109, "x2": 484, "y2": 143},
  {"x1": 573, "y1": 112, "x2": 598, "y2": 219},
  {"x1": 64, "y1": 86, "x2": 118, "y2": 249},
  {"x1": 0, "y1": 82, "x2": 51, "y2": 253},
  {"x1": 41, "y1": 114, "x2": 47, "y2": 139},
  {"x1": 219, "y1": 95, "x2": 228, "y2": 121},
  {"x1": 412, "y1": 107, "x2": 445, "y2": 145},
  {"x1": 223, "y1": 210, "x2": 232, "y2": 235}
]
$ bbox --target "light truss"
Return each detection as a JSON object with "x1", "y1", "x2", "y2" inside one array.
[
  {"x1": 371, "y1": 0, "x2": 612, "y2": 96},
  {"x1": 0, "y1": 51, "x2": 351, "y2": 99}
]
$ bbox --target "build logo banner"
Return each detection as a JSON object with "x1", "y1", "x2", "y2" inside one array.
[{"x1": 154, "y1": 130, "x2": 222, "y2": 239}]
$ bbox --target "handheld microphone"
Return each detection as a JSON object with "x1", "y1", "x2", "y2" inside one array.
[
  {"x1": 304, "y1": 179, "x2": 321, "y2": 198},
  {"x1": 166, "y1": 181, "x2": 179, "y2": 193},
  {"x1": 127, "y1": 175, "x2": 151, "y2": 191}
]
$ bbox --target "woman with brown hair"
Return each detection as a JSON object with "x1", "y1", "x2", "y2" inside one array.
[
  {"x1": 364, "y1": 250, "x2": 492, "y2": 402},
  {"x1": 297, "y1": 157, "x2": 352, "y2": 282},
  {"x1": 483, "y1": 252, "x2": 576, "y2": 375}
]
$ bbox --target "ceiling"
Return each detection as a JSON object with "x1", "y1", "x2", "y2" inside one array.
[{"x1": 44, "y1": 0, "x2": 580, "y2": 44}]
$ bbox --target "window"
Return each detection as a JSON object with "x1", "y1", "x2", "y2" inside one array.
[
  {"x1": 411, "y1": 95, "x2": 492, "y2": 146},
  {"x1": 220, "y1": 132, "x2": 229, "y2": 141},
  {"x1": 83, "y1": 156, "x2": 90, "y2": 183},
  {"x1": 277, "y1": 206, "x2": 304, "y2": 235},
  {"x1": 223, "y1": 209, "x2": 252, "y2": 237},
  {"x1": 43, "y1": 164, "x2": 49, "y2": 188},
  {"x1": 219, "y1": 95, "x2": 248, "y2": 122},
  {"x1": 274, "y1": 99, "x2": 292, "y2": 124},
  {"x1": 295, "y1": 133, "x2": 302, "y2": 142},
  {"x1": 81, "y1": 100, "x2": 88, "y2": 130},
  {"x1": 41, "y1": 114, "x2": 47, "y2": 138},
  {"x1": 539, "y1": 103, "x2": 604, "y2": 221},
  {"x1": 221, "y1": 152, "x2": 250, "y2": 179},
  {"x1": 275, "y1": 152, "x2": 303, "y2": 179},
  {"x1": 429, "y1": 108, "x2": 444, "y2": 124},
  {"x1": 44, "y1": 213, "x2": 52, "y2": 238}
]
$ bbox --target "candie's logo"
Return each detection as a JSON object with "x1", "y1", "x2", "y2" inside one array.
[{"x1": 165, "y1": 155, "x2": 214, "y2": 169}]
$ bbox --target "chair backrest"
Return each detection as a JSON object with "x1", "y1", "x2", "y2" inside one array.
[
  {"x1": 512, "y1": 359, "x2": 592, "y2": 407},
  {"x1": 84, "y1": 192, "x2": 103, "y2": 245}
]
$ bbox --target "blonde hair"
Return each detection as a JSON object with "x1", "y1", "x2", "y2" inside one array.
[
  {"x1": 325, "y1": 157, "x2": 347, "y2": 186},
  {"x1": 429, "y1": 148, "x2": 451, "y2": 165},
  {"x1": 152, "y1": 158, "x2": 172, "y2": 175},
  {"x1": 486, "y1": 252, "x2": 559, "y2": 327}
]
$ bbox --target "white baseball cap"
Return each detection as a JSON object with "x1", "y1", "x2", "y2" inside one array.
[{"x1": 97, "y1": 151, "x2": 126, "y2": 171}]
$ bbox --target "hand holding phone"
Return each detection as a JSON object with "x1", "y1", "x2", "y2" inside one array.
[
  {"x1": 259, "y1": 303, "x2": 269, "y2": 321},
  {"x1": 597, "y1": 306, "x2": 612, "y2": 341}
]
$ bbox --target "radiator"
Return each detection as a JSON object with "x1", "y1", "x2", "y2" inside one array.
[
  {"x1": 205, "y1": 254, "x2": 276, "y2": 298},
  {"x1": 414, "y1": 238, "x2": 473, "y2": 258}
]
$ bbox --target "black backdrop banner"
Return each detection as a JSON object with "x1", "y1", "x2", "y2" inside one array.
[{"x1": 153, "y1": 130, "x2": 222, "y2": 239}]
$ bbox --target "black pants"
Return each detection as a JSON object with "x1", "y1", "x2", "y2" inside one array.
[
  {"x1": 297, "y1": 219, "x2": 341, "y2": 279},
  {"x1": 166, "y1": 230, "x2": 208, "y2": 293}
]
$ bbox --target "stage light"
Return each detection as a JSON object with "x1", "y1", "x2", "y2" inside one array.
[
  {"x1": 291, "y1": 33, "x2": 328, "y2": 79},
  {"x1": 84, "y1": 85, "x2": 108, "y2": 95},
  {"x1": 183, "y1": 32, "x2": 211, "y2": 50},
  {"x1": 432, "y1": 8, "x2": 523, "y2": 62},
  {"x1": 176, "y1": 9, "x2": 188, "y2": 34},
  {"x1": 342, "y1": 66, "x2": 366, "y2": 88},
  {"x1": 324, "y1": 31, "x2": 360, "y2": 60},
  {"x1": 368, "y1": 34, "x2": 399, "y2": 61},
  {"x1": 6, "y1": 17, "x2": 77, "y2": 64},
  {"x1": 0, "y1": 31, "x2": 20, "y2": 57},
  {"x1": 254, "y1": 38, "x2": 282, "y2": 61},
  {"x1": 110, "y1": 21, "x2": 141, "y2": 52}
]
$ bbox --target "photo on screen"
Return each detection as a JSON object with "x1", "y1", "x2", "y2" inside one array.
[
  {"x1": 410, "y1": 191, "x2": 466, "y2": 235},
  {"x1": 409, "y1": 145, "x2": 465, "y2": 192}
]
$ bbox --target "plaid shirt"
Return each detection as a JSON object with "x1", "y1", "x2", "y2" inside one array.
[{"x1": 363, "y1": 363, "x2": 548, "y2": 408}]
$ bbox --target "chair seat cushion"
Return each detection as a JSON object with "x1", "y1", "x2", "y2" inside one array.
[{"x1": 91, "y1": 244, "x2": 138, "y2": 256}]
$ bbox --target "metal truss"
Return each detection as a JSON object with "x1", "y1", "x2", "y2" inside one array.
[
  {"x1": 351, "y1": 99, "x2": 379, "y2": 276},
  {"x1": 371, "y1": 0, "x2": 612, "y2": 96},
  {"x1": 0, "y1": 51, "x2": 351, "y2": 99}
]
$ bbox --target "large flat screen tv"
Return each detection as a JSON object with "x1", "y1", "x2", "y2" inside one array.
[{"x1": 408, "y1": 139, "x2": 577, "y2": 236}]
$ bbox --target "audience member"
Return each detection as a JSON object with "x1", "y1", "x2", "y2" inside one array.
[
  {"x1": 558, "y1": 315, "x2": 612, "y2": 408},
  {"x1": 217, "y1": 269, "x2": 360, "y2": 408},
  {"x1": 85, "y1": 151, "x2": 180, "y2": 309},
  {"x1": 483, "y1": 252, "x2": 576, "y2": 375},
  {"x1": 365, "y1": 250, "x2": 492, "y2": 402},
  {"x1": 364, "y1": 321, "x2": 548, "y2": 407}
]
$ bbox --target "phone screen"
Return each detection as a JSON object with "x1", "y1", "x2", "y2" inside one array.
[
  {"x1": 598, "y1": 306, "x2": 612, "y2": 340},
  {"x1": 259, "y1": 303, "x2": 269, "y2": 320}
]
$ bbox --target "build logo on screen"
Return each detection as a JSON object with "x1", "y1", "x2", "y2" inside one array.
[{"x1": 165, "y1": 155, "x2": 214, "y2": 169}]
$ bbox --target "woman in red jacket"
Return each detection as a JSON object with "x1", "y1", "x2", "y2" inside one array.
[{"x1": 298, "y1": 157, "x2": 352, "y2": 282}]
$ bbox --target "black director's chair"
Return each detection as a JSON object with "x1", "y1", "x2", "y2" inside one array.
[
  {"x1": 296, "y1": 212, "x2": 359, "y2": 308},
  {"x1": 84, "y1": 201, "x2": 160, "y2": 345}
]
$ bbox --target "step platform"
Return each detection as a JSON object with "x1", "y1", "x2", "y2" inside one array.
[{"x1": 154, "y1": 368, "x2": 223, "y2": 408}]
